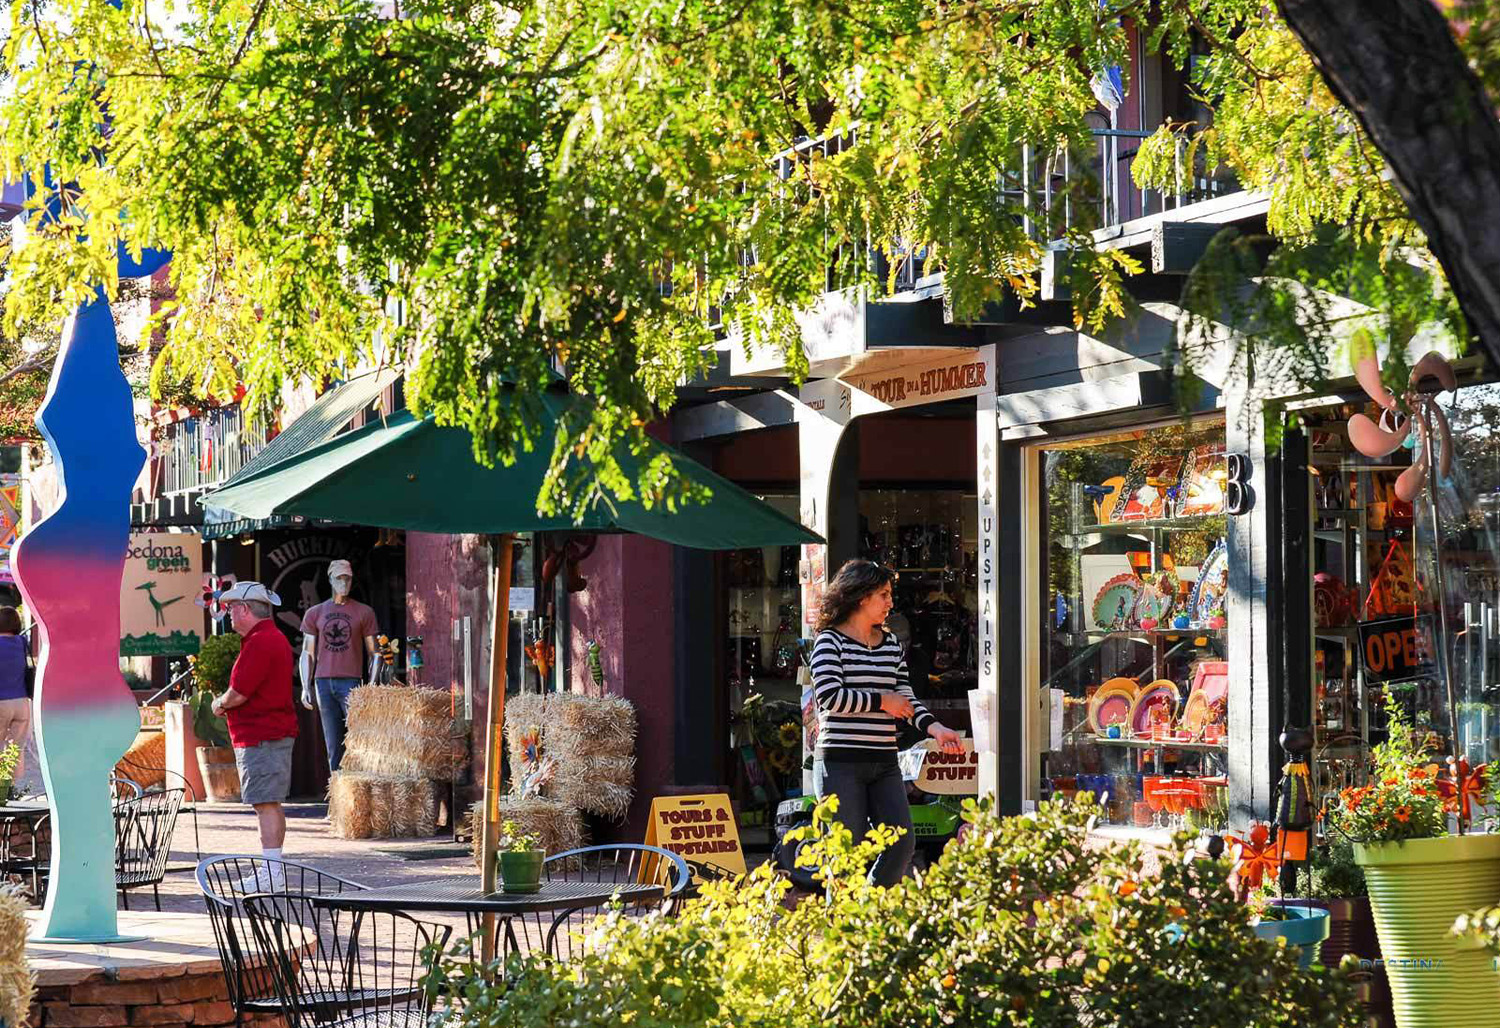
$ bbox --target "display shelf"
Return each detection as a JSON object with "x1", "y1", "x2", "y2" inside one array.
[
  {"x1": 1089, "y1": 735, "x2": 1229, "y2": 754},
  {"x1": 1061, "y1": 512, "x2": 1226, "y2": 543},
  {"x1": 1056, "y1": 628, "x2": 1225, "y2": 644}
]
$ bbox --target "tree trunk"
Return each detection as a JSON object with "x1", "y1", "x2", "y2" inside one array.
[{"x1": 1276, "y1": 0, "x2": 1500, "y2": 367}]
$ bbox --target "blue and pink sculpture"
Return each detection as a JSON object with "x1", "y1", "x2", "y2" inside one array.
[{"x1": 13, "y1": 243, "x2": 170, "y2": 941}]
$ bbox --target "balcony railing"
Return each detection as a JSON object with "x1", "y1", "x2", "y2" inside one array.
[{"x1": 154, "y1": 405, "x2": 270, "y2": 496}]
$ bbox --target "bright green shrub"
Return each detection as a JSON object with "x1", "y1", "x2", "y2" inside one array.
[{"x1": 427, "y1": 794, "x2": 1364, "y2": 1028}]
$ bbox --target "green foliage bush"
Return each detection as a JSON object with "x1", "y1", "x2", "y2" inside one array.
[
  {"x1": 426, "y1": 794, "x2": 1363, "y2": 1028},
  {"x1": 187, "y1": 633, "x2": 241, "y2": 748}
]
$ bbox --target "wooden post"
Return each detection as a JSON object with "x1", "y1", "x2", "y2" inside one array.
[{"x1": 479, "y1": 533, "x2": 513, "y2": 963}]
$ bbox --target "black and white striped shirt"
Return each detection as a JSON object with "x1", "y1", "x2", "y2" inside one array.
[{"x1": 812, "y1": 628, "x2": 935, "y2": 762}]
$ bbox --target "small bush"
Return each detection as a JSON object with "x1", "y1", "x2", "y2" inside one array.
[{"x1": 427, "y1": 794, "x2": 1364, "y2": 1028}]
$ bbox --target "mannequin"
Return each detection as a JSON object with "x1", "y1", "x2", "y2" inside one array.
[{"x1": 299, "y1": 560, "x2": 379, "y2": 773}]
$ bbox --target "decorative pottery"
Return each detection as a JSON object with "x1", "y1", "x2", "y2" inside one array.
[
  {"x1": 1172, "y1": 613, "x2": 1192, "y2": 629},
  {"x1": 1208, "y1": 615, "x2": 1227, "y2": 630},
  {"x1": 1188, "y1": 539, "x2": 1230, "y2": 621},
  {"x1": 1095, "y1": 475, "x2": 1128, "y2": 523},
  {"x1": 195, "y1": 745, "x2": 241, "y2": 803},
  {"x1": 1140, "y1": 617, "x2": 1158, "y2": 631},
  {"x1": 1181, "y1": 692, "x2": 1211, "y2": 736},
  {"x1": 1129, "y1": 681, "x2": 1178, "y2": 737},
  {"x1": 1251, "y1": 904, "x2": 1331, "y2": 970},
  {"x1": 1092, "y1": 574, "x2": 1143, "y2": 631},
  {"x1": 1355, "y1": 834, "x2": 1500, "y2": 1028},
  {"x1": 1088, "y1": 680, "x2": 1138, "y2": 735}
]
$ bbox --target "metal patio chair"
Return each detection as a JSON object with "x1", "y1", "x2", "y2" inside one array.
[
  {"x1": 198, "y1": 856, "x2": 370, "y2": 1028},
  {"x1": 243, "y1": 892, "x2": 452, "y2": 1028},
  {"x1": 114, "y1": 786, "x2": 184, "y2": 910},
  {"x1": 532, "y1": 844, "x2": 689, "y2": 960}
]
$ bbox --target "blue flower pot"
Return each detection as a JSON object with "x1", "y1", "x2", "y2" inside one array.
[{"x1": 1252, "y1": 903, "x2": 1331, "y2": 969}]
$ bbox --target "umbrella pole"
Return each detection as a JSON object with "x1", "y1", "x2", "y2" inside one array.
[{"x1": 479, "y1": 532, "x2": 514, "y2": 963}]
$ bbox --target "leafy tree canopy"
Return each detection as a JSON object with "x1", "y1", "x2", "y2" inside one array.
[{"x1": 0, "y1": 0, "x2": 1484, "y2": 513}]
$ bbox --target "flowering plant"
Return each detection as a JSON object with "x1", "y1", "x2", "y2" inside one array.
[{"x1": 1323, "y1": 696, "x2": 1454, "y2": 844}]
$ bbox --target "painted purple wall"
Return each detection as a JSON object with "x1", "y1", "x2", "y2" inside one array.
[
  {"x1": 568, "y1": 533, "x2": 676, "y2": 840},
  {"x1": 406, "y1": 531, "x2": 492, "y2": 806}
]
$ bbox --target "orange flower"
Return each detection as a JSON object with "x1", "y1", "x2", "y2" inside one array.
[
  {"x1": 1394, "y1": 806, "x2": 1412, "y2": 823},
  {"x1": 1384, "y1": 776, "x2": 1399, "y2": 786},
  {"x1": 1118, "y1": 881, "x2": 1138, "y2": 897}
]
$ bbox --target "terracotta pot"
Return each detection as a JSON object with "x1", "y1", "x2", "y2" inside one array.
[
  {"x1": 195, "y1": 745, "x2": 241, "y2": 803},
  {"x1": 1355, "y1": 834, "x2": 1500, "y2": 1028}
]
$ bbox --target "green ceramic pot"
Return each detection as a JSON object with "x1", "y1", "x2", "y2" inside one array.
[
  {"x1": 1253, "y1": 904, "x2": 1331, "y2": 969},
  {"x1": 499, "y1": 849, "x2": 545, "y2": 894},
  {"x1": 1355, "y1": 834, "x2": 1500, "y2": 1028}
]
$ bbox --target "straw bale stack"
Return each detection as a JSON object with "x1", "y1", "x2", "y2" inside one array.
[
  {"x1": 467, "y1": 797, "x2": 584, "y2": 866},
  {"x1": 545, "y1": 694, "x2": 637, "y2": 820},
  {"x1": 0, "y1": 886, "x2": 32, "y2": 1028},
  {"x1": 504, "y1": 692, "x2": 550, "y2": 765},
  {"x1": 340, "y1": 685, "x2": 454, "y2": 778}
]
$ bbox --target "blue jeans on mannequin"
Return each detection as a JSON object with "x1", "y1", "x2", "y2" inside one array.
[
  {"x1": 812, "y1": 757, "x2": 915, "y2": 886},
  {"x1": 315, "y1": 678, "x2": 362, "y2": 772}
]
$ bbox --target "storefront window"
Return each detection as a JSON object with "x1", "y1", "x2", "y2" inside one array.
[
  {"x1": 857, "y1": 489, "x2": 978, "y2": 739},
  {"x1": 724, "y1": 496, "x2": 802, "y2": 826},
  {"x1": 1038, "y1": 420, "x2": 1230, "y2": 830}
]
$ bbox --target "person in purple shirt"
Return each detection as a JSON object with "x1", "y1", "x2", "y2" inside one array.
[{"x1": 0, "y1": 607, "x2": 31, "y2": 778}]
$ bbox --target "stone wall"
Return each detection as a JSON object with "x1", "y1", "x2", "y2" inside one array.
[{"x1": 30, "y1": 966, "x2": 286, "y2": 1028}]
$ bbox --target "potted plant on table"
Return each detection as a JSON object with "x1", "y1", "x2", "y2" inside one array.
[
  {"x1": 497, "y1": 820, "x2": 544, "y2": 894},
  {"x1": 187, "y1": 633, "x2": 242, "y2": 803},
  {"x1": 1323, "y1": 696, "x2": 1500, "y2": 1028}
]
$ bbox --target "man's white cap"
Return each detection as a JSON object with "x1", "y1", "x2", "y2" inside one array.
[
  {"x1": 219, "y1": 581, "x2": 281, "y2": 606},
  {"x1": 327, "y1": 560, "x2": 354, "y2": 579}
]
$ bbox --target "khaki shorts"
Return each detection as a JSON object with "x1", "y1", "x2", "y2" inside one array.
[{"x1": 234, "y1": 737, "x2": 295, "y2": 806}]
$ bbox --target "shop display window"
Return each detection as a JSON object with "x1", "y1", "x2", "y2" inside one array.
[
  {"x1": 858, "y1": 489, "x2": 977, "y2": 739},
  {"x1": 1038, "y1": 420, "x2": 1230, "y2": 830},
  {"x1": 724, "y1": 495, "x2": 802, "y2": 824}
]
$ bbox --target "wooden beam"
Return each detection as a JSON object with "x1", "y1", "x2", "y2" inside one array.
[{"x1": 1151, "y1": 221, "x2": 1224, "y2": 275}]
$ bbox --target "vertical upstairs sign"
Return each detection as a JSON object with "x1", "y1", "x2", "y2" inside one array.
[{"x1": 975, "y1": 363, "x2": 1001, "y2": 795}]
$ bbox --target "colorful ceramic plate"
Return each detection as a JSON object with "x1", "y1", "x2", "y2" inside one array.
[
  {"x1": 1096, "y1": 476, "x2": 1127, "y2": 523},
  {"x1": 1129, "y1": 680, "x2": 1179, "y2": 736},
  {"x1": 1092, "y1": 574, "x2": 1143, "y2": 630},
  {"x1": 1181, "y1": 691, "x2": 1211, "y2": 736},
  {"x1": 1189, "y1": 539, "x2": 1229, "y2": 622},
  {"x1": 1133, "y1": 580, "x2": 1176, "y2": 626},
  {"x1": 1088, "y1": 680, "x2": 1138, "y2": 735}
]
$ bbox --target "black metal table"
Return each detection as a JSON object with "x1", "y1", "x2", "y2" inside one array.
[
  {"x1": 311, "y1": 874, "x2": 667, "y2": 957},
  {"x1": 0, "y1": 803, "x2": 49, "y2": 903}
]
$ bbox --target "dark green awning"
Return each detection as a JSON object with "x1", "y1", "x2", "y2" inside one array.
[
  {"x1": 202, "y1": 369, "x2": 398, "y2": 540},
  {"x1": 206, "y1": 396, "x2": 818, "y2": 549}
]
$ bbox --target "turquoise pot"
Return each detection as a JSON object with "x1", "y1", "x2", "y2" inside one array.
[{"x1": 1252, "y1": 904, "x2": 1331, "y2": 969}]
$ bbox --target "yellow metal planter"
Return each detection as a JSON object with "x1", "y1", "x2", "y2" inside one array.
[{"x1": 1355, "y1": 834, "x2": 1500, "y2": 1028}]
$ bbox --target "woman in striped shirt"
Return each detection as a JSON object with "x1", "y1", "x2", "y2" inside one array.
[{"x1": 811, "y1": 560, "x2": 964, "y2": 885}]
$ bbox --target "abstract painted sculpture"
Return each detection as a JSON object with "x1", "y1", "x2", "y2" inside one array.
[{"x1": 13, "y1": 242, "x2": 170, "y2": 941}]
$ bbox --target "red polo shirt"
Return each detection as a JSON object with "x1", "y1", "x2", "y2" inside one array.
[{"x1": 225, "y1": 619, "x2": 299, "y2": 748}]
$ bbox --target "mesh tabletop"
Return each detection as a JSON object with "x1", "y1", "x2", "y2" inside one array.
[
  {"x1": 0, "y1": 805, "x2": 48, "y2": 819},
  {"x1": 309, "y1": 875, "x2": 665, "y2": 914}
]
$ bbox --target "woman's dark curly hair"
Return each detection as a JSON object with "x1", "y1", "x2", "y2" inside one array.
[{"x1": 815, "y1": 559, "x2": 897, "y2": 633}]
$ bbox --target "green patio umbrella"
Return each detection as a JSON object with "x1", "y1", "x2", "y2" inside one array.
[
  {"x1": 207, "y1": 397, "x2": 817, "y2": 956},
  {"x1": 207, "y1": 405, "x2": 816, "y2": 549}
]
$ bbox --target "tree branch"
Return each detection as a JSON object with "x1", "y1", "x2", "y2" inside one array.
[{"x1": 1275, "y1": 0, "x2": 1500, "y2": 364}]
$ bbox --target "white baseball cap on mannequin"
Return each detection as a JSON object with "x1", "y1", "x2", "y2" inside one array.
[{"x1": 328, "y1": 560, "x2": 354, "y2": 580}]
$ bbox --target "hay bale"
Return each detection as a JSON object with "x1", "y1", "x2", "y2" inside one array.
[
  {"x1": 114, "y1": 730, "x2": 167, "y2": 791},
  {"x1": 549, "y1": 693, "x2": 636, "y2": 755},
  {"x1": 554, "y1": 754, "x2": 635, "y2": 821},
  {"x1": 467, "y1": 797, "x2": 584, "y2": 865},
  {"x1": 393, "y1": 778, "x2": 442, "y2": 838},
  {"x1": 340, "y1": 685, "x2": 454, "y2": 779},
  {"x1": 0, "y1": 886, "x2": 33, "y2": 1028},
  {"x1": 368, "y1": 778, "x2": 395, "y2": 837},
  {"x1": 328, "y1": 771, "x2": 374, "y2": 839}
]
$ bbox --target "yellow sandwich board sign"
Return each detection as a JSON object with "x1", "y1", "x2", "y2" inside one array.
[{"x1": 643, "y1": 793, "x2": 746, "y2": 875}]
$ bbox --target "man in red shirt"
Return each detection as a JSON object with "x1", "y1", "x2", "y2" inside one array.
[{"x1": 210, "y1": 582, "x2": 298, "y2": 888}]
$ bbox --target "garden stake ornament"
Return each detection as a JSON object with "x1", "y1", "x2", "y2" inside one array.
[{"x1": 1347, "y1": 333, "x2": 1465, "y2": 802}]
